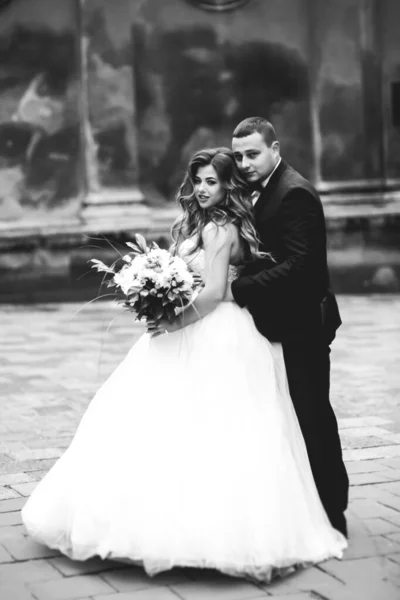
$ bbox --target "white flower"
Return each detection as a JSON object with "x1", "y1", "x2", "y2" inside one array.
[
  {"x1": 113, "y1": 265, "x2": 142, "y2": 295},
  {"x1": 96, "y1": 237, "x2": 199, "y2": 320},
  {"x1": 147, "y1": 248, "x2": 171, "y2": 265}
]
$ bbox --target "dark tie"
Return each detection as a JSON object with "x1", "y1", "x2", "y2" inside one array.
[{"x1": 250, "y1": 181, "x2": 264, "y2": 193}]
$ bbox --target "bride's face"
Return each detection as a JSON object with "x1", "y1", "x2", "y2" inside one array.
[{"x1": 193, "y1": 165, "x2": 226, "y2": 210}]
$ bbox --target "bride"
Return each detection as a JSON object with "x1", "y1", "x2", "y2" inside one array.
[{"x1": 22, "y1": 147, "x2": 347, "y2": 583}]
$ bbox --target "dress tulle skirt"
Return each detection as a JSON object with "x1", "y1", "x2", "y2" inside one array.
[{"x1": 22, "y1": 302, "x2": 347, "y2": 582}]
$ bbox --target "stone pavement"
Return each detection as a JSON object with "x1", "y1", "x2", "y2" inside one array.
[{"x1": 1, "y1": 295, "x2": 400, "y2": 600}]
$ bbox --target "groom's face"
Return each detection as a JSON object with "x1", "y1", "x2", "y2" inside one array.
[{"x1": 232, "y1": 132, "x2": 279, "y2": 184}]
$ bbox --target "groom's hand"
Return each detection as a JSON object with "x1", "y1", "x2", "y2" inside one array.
[
  {"x1": 147, "y1": 317, "x2": 181, "y2": 338},
  {"x1": 224, "y1": 284, "x2": 234, "y2": 302}
]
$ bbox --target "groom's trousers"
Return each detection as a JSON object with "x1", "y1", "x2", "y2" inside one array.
[{"x1": 282, "y1": 336, "x2": 349, "y2": 534}]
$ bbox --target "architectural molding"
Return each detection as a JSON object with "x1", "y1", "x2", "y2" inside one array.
[{"x1": 186, "y1": 0, "x2": 251, "y2": 11}]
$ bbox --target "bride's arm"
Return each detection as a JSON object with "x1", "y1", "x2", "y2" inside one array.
[
  {"x1": 176, "y1": 222, "x2": 234, "y2": 328},
  {"x1": 159, "y1": 223, "x2": 234, "y2": 333}
]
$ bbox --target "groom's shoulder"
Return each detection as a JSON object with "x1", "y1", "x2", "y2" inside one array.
[
  {"x1": 281, "y1": 162, "x2": 317, "y2": 195},
  {"x1": 279, "y1": 162, "x2": 321, "y2": 205}
]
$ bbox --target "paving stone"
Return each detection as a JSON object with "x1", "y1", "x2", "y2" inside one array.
[
  {"x1": 386, "y1": 532, "x2": 400, "y2": 544},
  {"x1": 350, "y1": 472, "x2": 394, "y2": 486},
  {"x1": 343, "y1": 535, "x2": 400, "y2": 559},
  {"x1": 319, "y1": 555, "x2": 394, "y2": 584},
  {"x1": 387, "y1": 553, "x2": 400, "y2": 566},
  {"x1": 262, "y1": 565, "x2": 344, "y2": 596},
  {"x1": 338, "y1": 417, "x2": 392, "y2": 429},
  {"x1": 384, "y1": 512, "x2": 400, "y2": 528},
  {"x1": 375, "y1": 492, "x2": 400, "y2": 512},
  {"x1": 346, "y1": 515, "x2": 371, "y2": 541},
  {"x1": 382, "y1": 468, "x2": 400, "y2": 481},
  {"x1": 101, "y1": 566, "x2": 190, "y2": 592},
  {"x1": 27, "y1": 437, "x2": 72, "y2": 450},
  {"x1": 382, "y1": 458, "x2": 400, "y2": 470},
  {"x1": 342, "y1": 434, "x2": 399, "y2": 450},
  {"x1": 0, "y1": 486, "x2": 21, "y2": 500},
  {"x1": 0, "y1": 583, "x2": 36, "y2": 600},
  {"x1": 9, "y1": 482, "x2": 38, "y2": 497},
  {"x1": 349, "y1": 485, "x2": 400, "y2": 505},
  {"x1": 0, "y1": 459, "x2": 57, "y2": 476},
  {"x1": 94, "y1": 590, "x2": 196, "y2": 600},
  {"x1": 0, "y1": 559, "x2": 61, "y2": 582},
  {"x1": 0, "y1": 510, "x2": 22, "y2": 526},
  {"x1": 364, "y1": 518, "x2": 400, "y2": 536},
  {"x1": 344, "y1": 445, "x2": 400, "y2": 461},
  {"x1": 28, "y1": 574, "x2": 115, "y2": 600},
  {"x1": 348, "y1": 498, "x2": 400, "y2": 520},
  {"x1": 321, "y1": 580, "x2": 400, "y2": 600},
  {"x1": 48, "y1": 555, "x2": 117, "y2": 577},
  {"x1": 265, "y1": 595, "x2": 314, "y2": 600},
  {"x1": 171, "y1": 579, "x2": 265, "y2": 600},
  {"x1": 381, "y1": 433, "x2": 400, "y2": 445},
  {"x1": 28, "y1": 470, "x2": 49, "y2": 482},
  {"x1": 345, "y1": 460, "x2": 391, "y2": 475},
  {"x1": 378, "y1": 481, "x2": 400, "y2": 497},
  {"x1": 0, "y1": 544, "x2": 14, "y2": 563},
  {"x1": 1, "y1": 298, "x2": 400, "y2": 599},
  {"x1": 0, "y1": 524, "x2": 27, "y2": 540},
  {"x1": 3, "y1": 537, "x2": 61, "y2": 560},
  {"x1": 343, "y1": 426, "x2": 399, "y2": 439},
  {"x1": 0, "y1": 473, "x2": 36, "y2": 486},
  {"x1": 10, "y1": 449, "x2": 63, "y2": 461}
]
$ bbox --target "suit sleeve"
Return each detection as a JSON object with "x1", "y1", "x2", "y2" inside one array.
[{"x1": 232, "y1": 188, "x2": 321, "y2": 307}]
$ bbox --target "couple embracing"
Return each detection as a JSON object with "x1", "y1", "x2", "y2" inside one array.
[{"x1": 22, "y1": 117, "x2": 349, "y2": 582}]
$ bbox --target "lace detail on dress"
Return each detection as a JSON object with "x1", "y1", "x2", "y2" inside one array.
[
  {"x1": 179, "y1": 238, "x2": 241, "y2": 284},
  {"x1": 228, "y1": 265, "x2": 241, "y2": 283}
]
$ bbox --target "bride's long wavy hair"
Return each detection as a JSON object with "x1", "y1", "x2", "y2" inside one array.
[{"x1": 171, "y1": 147, "x2": 267, "y2": 260}]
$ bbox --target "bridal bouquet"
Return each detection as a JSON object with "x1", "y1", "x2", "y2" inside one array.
[{"x1": 90, "y1": 235, "x2": 201, "y2": 325}]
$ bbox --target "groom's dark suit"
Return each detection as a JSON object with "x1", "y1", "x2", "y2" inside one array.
[{"x1": 232, "y1": 159, "x2": 349, "y2": 535}]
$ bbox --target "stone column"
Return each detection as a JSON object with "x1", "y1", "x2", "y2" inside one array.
[
  {"x1": 78, "y1": 0, "x2": 149, "y2": 234},
  {"x1": 305, "y1": 0, "x2": 322, "y2": 188},
  {"x1": 359, "y1": 0, "x2": 385, "y2": 181}
]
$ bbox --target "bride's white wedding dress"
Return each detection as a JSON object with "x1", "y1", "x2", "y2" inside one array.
[{"x1": 22, "y1": 238, "x2": 347, "y2": 582}]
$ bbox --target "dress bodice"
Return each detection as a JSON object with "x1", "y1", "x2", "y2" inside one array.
[{"x1": 179, "y1": 238, "x2": 241, "y2": 284}]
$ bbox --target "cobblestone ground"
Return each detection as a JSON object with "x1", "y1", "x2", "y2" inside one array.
[{"x1": 1, "y1": 296, "x2": 400, "y2": 600}]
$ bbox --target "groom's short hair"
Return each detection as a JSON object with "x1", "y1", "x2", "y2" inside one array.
[{"x1": 233, "y1": 117, "x2": 277, "y2": 147}]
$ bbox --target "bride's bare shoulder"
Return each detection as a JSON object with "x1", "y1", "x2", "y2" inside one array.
[{"x1": 202, "y1": 221, "x2": 239, "y2": 243}]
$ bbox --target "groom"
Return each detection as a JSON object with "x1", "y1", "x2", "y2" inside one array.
[{"x1": 230, "y1": 116, "x2": 349, "y2": 537}]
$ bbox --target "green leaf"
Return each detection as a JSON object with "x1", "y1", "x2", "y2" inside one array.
[
  {"x1": 135, "y1": 233, "x2": 148, "y2": 253},
  {"x1": 153, "y1": 304, "x2": 164, "y2": 320},
  {"x1": 90, "y1": 259, "x2": 115, "y2": 274},
  {"x1": 125, "y1": 241, "x2": 144, "y2": 255}
]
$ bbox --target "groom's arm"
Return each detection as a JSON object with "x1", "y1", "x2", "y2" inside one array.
[{"x1": 231, "y1": 188, "x2": 322, "y2": 307}]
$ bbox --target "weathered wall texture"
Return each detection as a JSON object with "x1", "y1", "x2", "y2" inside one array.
[
  {"x1": 0, "y1": 0, "x2": 82, "y2": 225},
  {"x1": 133, "y1": 0, "x2": 312, "y2": 198},
  {"x1": 381, "y1": 0, "x2": 400, "y2": 180},
  {"x1": 0, "y1": 0, "x2": 399, "y2": 298},
  {"x1": 1, "y1": 0, "x2": 399, "y2": 217},
  {"x1": 82, "y1": 0, "x2": 138, "y2": 192}
]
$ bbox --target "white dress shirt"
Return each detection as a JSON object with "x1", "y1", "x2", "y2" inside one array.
[{"x1": 251, "y1": 157, "x2": 282, "y2": 206}]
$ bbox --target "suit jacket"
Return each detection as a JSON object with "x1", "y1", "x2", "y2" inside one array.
[{"x1": 231, "y1": 159, "x2": 341, "y2": 343}]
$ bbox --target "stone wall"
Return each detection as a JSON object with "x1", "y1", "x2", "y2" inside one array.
[
  {"x1": 0, "y1": 0, "x2": 399, "y2": 300},
  {"x1": 0, "y1": 0, "x2": 82, "y2": 226}
]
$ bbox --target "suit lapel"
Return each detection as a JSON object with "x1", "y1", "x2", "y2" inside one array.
[{"x1": 254, "y1": 159, "x2": 287, "y2": 220}]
